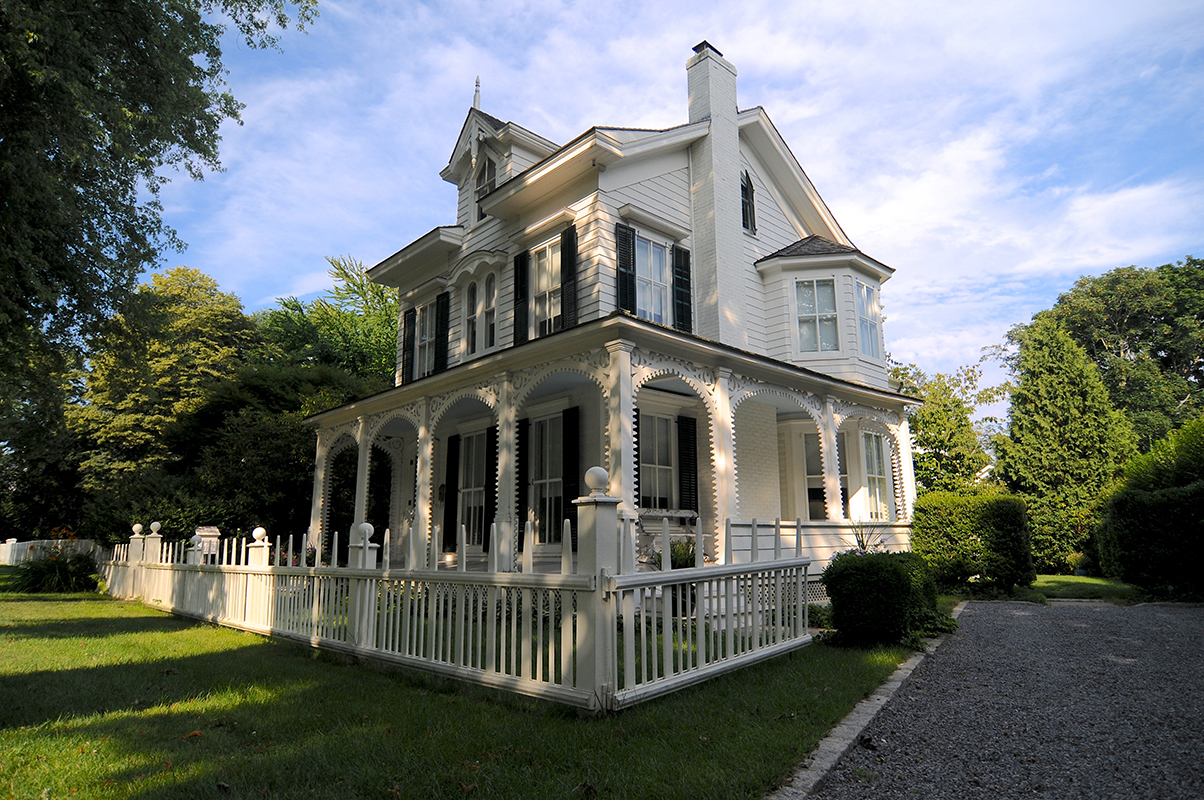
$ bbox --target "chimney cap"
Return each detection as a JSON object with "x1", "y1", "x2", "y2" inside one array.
[{"x1": 692, "y1": 40, "x2": 723, "y2": 57}]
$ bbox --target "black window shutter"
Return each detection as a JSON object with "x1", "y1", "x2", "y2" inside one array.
[
  {"x1": 562, "y1": 406, "x2": 580, "y2": 551},
  {"x1": 434, "y1": 291, "x2": 450, "y2": 373},
  {"x1": 516, "y1": 417, "x2": 529, "y2": 552},
  {"x1": 615, "y1": 223, "x2": 636, "y2": 314},
  {"x1": 560, "y1": 226, "x2": 578, "y2": 329},
  {"x1": 401, "y1": 308, "x2": 416, "y2": 385},
  {"x1": 442, "y1": 434, "x2": 460, "y2": 553},
  {"x1": 672, "y1": 246, "x2": 692, "y2": 334},
  {"x1": 483, "y1": 425, "x2": 498, "y2": 552},
  {"x1": 632, "y1": 407, "x2": 640, "y2": 508},
  {"x1": 513, "y1": 251, "x2": 530, "y2": 345},
  {"x1": 677, "y1": 415, "x2": 698, "y2": 513}
]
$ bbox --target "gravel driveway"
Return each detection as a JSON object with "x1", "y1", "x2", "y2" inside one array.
[{"x1": 810, "y1": 601, "x2": 1204, "y2": 800}]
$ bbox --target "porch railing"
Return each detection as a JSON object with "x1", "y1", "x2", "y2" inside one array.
[{"x1": 99, "y1": 469, "x2": 907, "y2": 710}]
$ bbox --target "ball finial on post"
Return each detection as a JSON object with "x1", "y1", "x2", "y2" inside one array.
[
  {"x1": 253, "y1": 527, "x2": 267, "y2": 542},
  {"x1": 585, "y1": 466, "x2": 610, "y2": 497}
]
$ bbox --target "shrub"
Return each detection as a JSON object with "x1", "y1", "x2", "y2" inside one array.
[
  {"x1": 912, "y1": 491, "x2": 1034, "y2": 590},
  {"x1": 1097, "y1": 417, "x2": 1204, "y2": 598},
  {"x1": 13, "y1": 546, "x2": 100, "y2": 593},
  {"x1": 822, "y1": 550, "x2": 950, "y2": 645}
]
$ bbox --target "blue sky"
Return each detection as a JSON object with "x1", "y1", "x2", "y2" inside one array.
[{"x1": 157, "y1": 0, "x2": 1204, "y2": 385}]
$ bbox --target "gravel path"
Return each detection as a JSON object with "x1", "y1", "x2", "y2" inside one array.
[{"x1": 810, "y1": 602, "x2": 1204, "y2": 800}]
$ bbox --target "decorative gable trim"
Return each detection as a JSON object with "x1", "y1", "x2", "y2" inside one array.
[{"x1": 617, "y1": 203, "x2": 690, "y2": 242}]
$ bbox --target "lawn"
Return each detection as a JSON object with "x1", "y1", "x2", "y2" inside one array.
[
  {"x1": 1032, "y1": 574, "x2": 1142, "y2": 602},
  {"x1": 0, "y1": 582, "x2": 909, "y2": 800}
]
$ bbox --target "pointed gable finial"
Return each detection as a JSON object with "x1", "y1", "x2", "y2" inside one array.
[{"x1": 473, "y1": 76, "x2": 481, "y2": 110}]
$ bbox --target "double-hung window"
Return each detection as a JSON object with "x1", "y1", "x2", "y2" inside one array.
[
  {"x1": 857, "y1": 281, "x2": 881, "y2": 359},
  {"x1": 465, "y1": 282, "x2": 479, "y2": 356},
  {"x1": 639, "y1": 414, "x2": 675, "y2": 510},
  {"x1": 532, "y1": 238, "x2": 562, "y2": 338},
  {"x1": 797, "y1": 279, "x2": 840, "y2": 353},
  {"x1": 531, "y1": 416, "x2": 564, "y2": 544},
  {"x1": 415, "y1": 302, "x2": 436, "y2": 378},
  {"x1": 741, "y1": 170, "x2": 756, "y2": 233},
  {"x1": 458, "y1": 431, "x2": 489, "y2": 546},
  {"x1": 636, "y1": 236, "x2": 671, "y2": 325},
  {"x1": 474, "y1": 158, "x2": 495, "y2": 223},
  {"x1": 483, "y1": 273, "x2": 497, "y2": 348},
  {"x1": 863, "y1": 431, "x2": 892, "y2": 521}
]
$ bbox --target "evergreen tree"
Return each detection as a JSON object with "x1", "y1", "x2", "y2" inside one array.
[{"x1": 994, "y1": 315, "x2": 1137, "y2": 571}]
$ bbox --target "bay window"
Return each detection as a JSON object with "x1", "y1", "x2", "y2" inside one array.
[
  {"x1": 857, "y1": 281, "x2": 881, "y2": 359},
  {"x1": 796, "y1": 278, "x2": 840, "y2": 353}
]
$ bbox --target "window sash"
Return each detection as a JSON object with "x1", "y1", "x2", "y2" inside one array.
[
  {"x1": 458, "y1": 432, "x2": 489, "y2": 546},
  {"x1": 531, "y1": 416, "x2": 563, "y2": 544},
  {"x1": 635, "y1": 236, "x2": 670, "y2": 325},
  {"x1": 483, "y1": 274, "x2": 497, "y2": 348},
  {"x1": 857, "y1": 281, "x2": 881, "y2": 359},
  {"x1": 862, "y1": 431, "x2": 891, "y2": 521},
  {"x1": 797, "y1": 279, "x2": 839, "y2": 352},
  {"x1": 475, "y1": 159, "x2": 495, "y2": 222},
  {"x1": 639, "y1": 414, "x2": 675, "y2": 509},
  {"x1": 532, "y1": 240, "x2": 561, "y2": 338},
  {"x1": 415, "y1": 303, "x2": 435, "y2": 377}
]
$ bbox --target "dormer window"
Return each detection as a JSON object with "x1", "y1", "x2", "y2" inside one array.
[
  {"x1": 475, "y1": 158, "x2": 496, "y2": 223},
  {"x1": 741, "y1": 170, "x2": 756, "y2": 234}
]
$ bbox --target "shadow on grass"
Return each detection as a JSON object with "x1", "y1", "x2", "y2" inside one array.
[{"x1": 1, "y1": 595, "x2": 909, "y2": 800}]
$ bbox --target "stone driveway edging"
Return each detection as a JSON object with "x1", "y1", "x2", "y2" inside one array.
[{"x1": 767, "y1": 600, "x2": 970, "y2": 799}]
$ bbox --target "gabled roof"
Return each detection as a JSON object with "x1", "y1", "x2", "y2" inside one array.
[{"x1": 440, "y1": 108, "x2": 558, "y2": 184}]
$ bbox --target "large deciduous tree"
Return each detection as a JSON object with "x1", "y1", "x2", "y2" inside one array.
[
  {"x1": 0, "y1": 0, "x2": 315, "y2": 399},
  {"x1": 1048, "y1": 257, "x2": 1204, "y2": 449},
  {"x1": 892, "y1": 362, "x2": 999, "y2": 494},
  {"x1": 994, "y1": 315, "x2": 1136, "y2": 572}
]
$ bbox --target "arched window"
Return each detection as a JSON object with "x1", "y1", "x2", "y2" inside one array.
[
  {"x1": 465, "y1": 282, "x2": 479, "y2": 355},
  {"x1": 483, "y1": 273, "x2": 497, "y2": 349}
]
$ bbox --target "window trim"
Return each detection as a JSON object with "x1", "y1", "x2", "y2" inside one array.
[
  {"x1": 741, "y1": 170, "x2": 757, "y2": 234},
  {"x1": 530, "y1": 235, "x2": 562, "y2": 339},
  {"x1": 795, "y1": 277, "x2": 841, "y2": 354},
  {"x1": 856, "y1": 280, "x2": 882, "y2": 361}
]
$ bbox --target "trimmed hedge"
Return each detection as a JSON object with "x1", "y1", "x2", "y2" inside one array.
[
  {"x1": 1097, "y1": 417, "x2": 1204, "y2": 598},
  {"x1": 821, "y1": 550, "x2": 949, "y2": 645},
  {"x1": 1097, "y1": 481, "x2": 1204, "y2": 597},
  {"x1": 911, "y1": 491, "x2": 1035, "y2": 590}
]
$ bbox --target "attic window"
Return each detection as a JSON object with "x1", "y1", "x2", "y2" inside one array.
[
  {"x1": 741, "y1": 170, "x2": 756, "y2": 234},
  {"x1": 475, "y1": 158, "x2": 496, "y2": 223}
]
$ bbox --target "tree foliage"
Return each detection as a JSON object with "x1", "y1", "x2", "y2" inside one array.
[
  {"x1": 0, "y1": 0, "x2": 315, "y2": 400},
  {"x1": 994, "y1": 315, "x2": 1136, "y2": 572},
  {"x1": 1047, "y1": 257, "x2": 1204, "y2": 449},
  {"x1": 255, "y1": 256, "x2": 399, "y2": 384},
  {"x1": 892, "y1": 361, "x2": 1000, "y2": 493},
  {"x1": 69, "y1": 267, "x2": 255, "y2": 492}
]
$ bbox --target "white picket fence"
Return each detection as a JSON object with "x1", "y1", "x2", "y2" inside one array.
[
  {"x1": 0, "y1": 538, "x2": 97, "y2": 566},
  {"x1": 98, "y1": 474, "x2": 909, "y2": 710}
]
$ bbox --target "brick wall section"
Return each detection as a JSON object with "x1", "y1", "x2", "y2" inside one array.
[{"x1": 733, "y1": 398, "x2": 782, "y2": 521}]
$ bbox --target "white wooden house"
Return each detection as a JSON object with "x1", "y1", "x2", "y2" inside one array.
[{"x1": 305, "y1": 42, "x2": 917, "y2": 570}]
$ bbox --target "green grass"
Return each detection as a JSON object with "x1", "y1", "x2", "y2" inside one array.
[
  {"x1": 0, "y1": 588, "x2": 909, "y2": 799},
  {"x1": 1032, "y1": 574, "x2": 1143, "y2": 602}
]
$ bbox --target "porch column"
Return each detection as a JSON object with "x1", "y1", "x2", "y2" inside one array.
[
  {"x1": 895, "y1": 416, "x2": 917, "y2": 521},
  {"x1": 821, "y1": 397, "x2": 844, "y2": 520},
  {"x1": 604, "y1": 341, "x2": 636, "y2": 517},
  {"x1": 413, "y1": 399, "x2": 434, "y2": 555},
  {"x1": 307, "y1": 431, "x2": 329, "y2": 550},
  {"x1": 711, "y1": 368, "x2": 738, "y2": 529},
  {"x1": 353, "y1": 415, "x2": 371, "y2": 526},
  {"x1": 495, "y1": 372, "x2": 517, "y2": 571}
]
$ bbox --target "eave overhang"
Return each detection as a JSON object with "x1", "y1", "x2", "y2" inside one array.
[
  {"x1": 737, "y1": 107, "x2": 854, "y2": 247},
  {"x1": 366, "y1": 226, "x2": 464, "y2": 289},
  {"x1": 481, "y1": 121, "x2": 710, "y2": 219},
  {"x1": 306, "y1": 312, "x2": 917, "y2": 428},
  {"x1": 755, "y1": 250, "x2": 895, "y2": 284}
]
